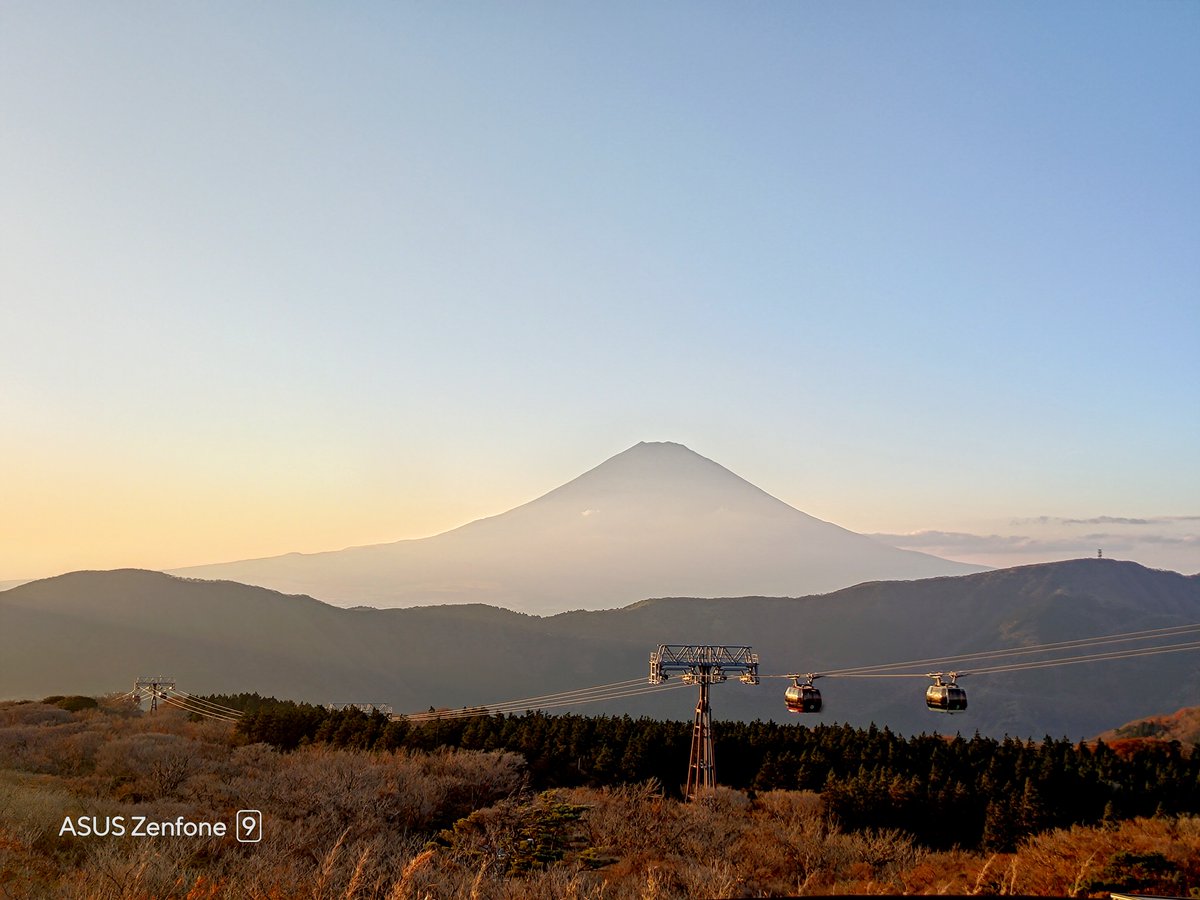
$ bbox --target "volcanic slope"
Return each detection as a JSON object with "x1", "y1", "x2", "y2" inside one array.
[{"x1": 173, "y1": 441, "x2": 981, "y2": 613}]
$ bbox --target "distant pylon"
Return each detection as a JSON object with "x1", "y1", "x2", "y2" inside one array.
[{"x1": 133, "y1": 675, "x2": 176, "y2": 712}]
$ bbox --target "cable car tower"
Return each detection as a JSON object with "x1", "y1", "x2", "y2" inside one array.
[
  {"x1": 649, "y1": 645, "x2": 759, "y2": 799},
  {"x1": 134, "y1": 675, "x2": 176, "y2": 713}
]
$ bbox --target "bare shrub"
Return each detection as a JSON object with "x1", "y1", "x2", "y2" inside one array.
[
  {"x1": 66, "y1": 837, "x2": 196, "y2": 900},
  {"x1": 0, "y1": 702, "x2": 73, "y2": 727},
  {"x1": 1012, "y1": 815, "x2": 1200, "y2": 897},
  {"x1": 564, "y1": 781, "x2": 675, "y2": 859},
  {"x1": 93, "y1": 732, "x2": 198, "y2": 801},
  {"x1": 0, "y1": 771, "x2": 118, "y2": 860},
  {"x1": 673, "y1": 787, "x2": 752, "y2": 860}
]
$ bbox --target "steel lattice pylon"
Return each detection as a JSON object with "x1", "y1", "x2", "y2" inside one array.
[
  {"x1": 134, "y1": 675, "x2": 176, "y2": 713},
  {"x1": 648, "y1": 645, "x2": 758, "y2": 799}
]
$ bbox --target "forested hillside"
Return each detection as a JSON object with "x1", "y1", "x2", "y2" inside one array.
[
  {"x1": 229, "y1": 695, "x2": 1200, "y2": 853},
  {"x1": 3, "y1": 558, "x2": 1199, "y2": 739},
  {"x1": 1100, "y1": 704, "x2": 1200, "y2": 745},
  {"x1": 3, "y1": 696, "x2": 1199, "y2": 898}
]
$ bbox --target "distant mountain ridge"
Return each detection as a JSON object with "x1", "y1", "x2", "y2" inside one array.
[
  {"x1": 172, "y1": 441, "x2": 983, "y2": 613},
  {"x1": 3, "y1": 558, "x2": 1198, "y2": 740}
]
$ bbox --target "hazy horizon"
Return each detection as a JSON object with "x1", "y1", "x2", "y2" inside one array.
[
  {"x1": 1, "y1": 439, "x2": 1196, "y2": 586},
  {"x1": 2, "y1": 4, "x2": 1196, "y2": 582}
]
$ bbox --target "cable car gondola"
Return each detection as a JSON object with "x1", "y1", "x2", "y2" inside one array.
[
  {"x1": 784, "y1": 674, "x2": 822, "y2": 714},
  {"x1": 925, "y1": 672, "x2": 967, "y2": 712}
]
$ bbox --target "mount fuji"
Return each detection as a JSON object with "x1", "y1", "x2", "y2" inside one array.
[{"x1": 173, "y1": 442, "x2": 984, "y2": 613}]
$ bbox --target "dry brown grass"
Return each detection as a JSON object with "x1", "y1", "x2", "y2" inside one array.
[{"x1": 2, "y1": 702, "x2": 1198, "y2": 898}]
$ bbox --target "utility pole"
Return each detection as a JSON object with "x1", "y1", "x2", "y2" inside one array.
[{"x1": 648, "y1": 645, "x2": 758, "y2": 799}]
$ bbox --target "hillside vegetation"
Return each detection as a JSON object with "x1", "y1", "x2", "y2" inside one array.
[
  {"x1": 228, "y1": 694, "x2": 1200, "y2": 853},
  {"x1": 4, "y1": 558, "x2": 1200, "y2": 740},
  {"x1": 2, "y1": 696, "x2": 1199, "y2": 898},
  {"x1": 1100, "y1": 705, "x2": 1200, "y2": 745}
]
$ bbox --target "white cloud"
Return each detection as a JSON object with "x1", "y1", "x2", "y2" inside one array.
[
  {"x1": 870, "y1": 530, "x2": 1092, "y2": 553},
  {"x1": 871, "y1": 515, "x2": 1200, "y2": 574},
  {"x1": 1011, "y1": 515, "x2": 1200, "y2": 527}
]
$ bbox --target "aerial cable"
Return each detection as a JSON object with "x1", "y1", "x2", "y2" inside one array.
[
  {"x1": 830, "y1": 672, "x2": 934, "y2": 679},
  {"x1": 403, "y1": 681, "x2": 688, "y2": 721},
  {"x1": 157, "y1": 693, "x2": 240, "y2": 721},
  {"x1": 812, "y1": 621, "x2": 1200, "y2": 678},
  {"x1": 170, "y1": 689, "x2": 245, "y2": 716},
  {"x1": 402, "y1": 681, "x2": 690, "y2": 722},
  {"x1": 826, "y1": 622, "x2": 1200, "y2": 676},
  {"x1": 471, "y1": 677, "x2": 649, "y2": 707},
  {"x1": 482, "y1": 681, "x2": 682, "y2": 710},
  {"x1": 760, "y1": 638, "x2": 1200, "y2": 686},
  {"x1": 968, "y1": 639, "x2": 1200, "y2": 676},
  {"x1": 153, "y1": 693, "x2": 217, "y2": 718},
  {"x1": 165, "y1": 692, "x2": 244, "y2": 719},
  {"x1": 154, "y1": 691, "x2": 241, "y2": 721},
  {"x1": 403, "y1": 688, "x2": 687, "y2": 724},
  {"x1": 170, "y1": 696, "x2": 244, "y2": 715},
  {"x1": 166, "y1": 695, "x2": 240, "y2": 716},
  {"x1": 422, "y1": 676, "x2": 650, "y2": 712},
  {"x1": 401, "y1": 677, "x2": 652, "y2": 720},
  {"x1": 156, "y1": 693, "x2": 240, "y2": 722}
]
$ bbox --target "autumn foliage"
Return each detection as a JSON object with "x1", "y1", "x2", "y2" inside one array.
[{"x1": 1, "y1": 697, "x2": 1199, "y2": 898}]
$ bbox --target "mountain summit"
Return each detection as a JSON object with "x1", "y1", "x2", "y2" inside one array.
[
  {"x1": 174, "y1": 442, "x2": 983, "y2": 613},
  {"x1": 531, "y1": 441, "x2": 799, "y2": 512}
]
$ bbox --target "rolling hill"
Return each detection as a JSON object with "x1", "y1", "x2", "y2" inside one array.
[
  {"x1": 1099, "y1": 705, "x2": 1200, "y2": 745},
  {"x1": 3, "y1": 558, "x2": 1198, "y2": 740},
  {"x1": 171, "y1": 441, "x2": 983, "y2": 613}
]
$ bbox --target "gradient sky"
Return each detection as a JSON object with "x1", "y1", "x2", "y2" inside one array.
[{"x1": 2, "y1": 2, "x2": 1197, "y2": 581}]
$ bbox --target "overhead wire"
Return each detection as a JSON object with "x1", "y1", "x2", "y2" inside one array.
[
  {"x1": 402, "y1": 681, "x2": 691, "y2": 722},
  {"x1": 170, "y1": 689, "x2": 246, "y2": 716},
  {"x1": 828, "y1": 623, "x2": 1200, "y2": 677},
  {"x1": 115, "y1": 620, "x2": 1200, "y2": 725},
  {"x1": 126, "y1": 686, "x2": 242, "y2": 722},
  {"x1": 165, "y1": 691, "x2": 244, "y2": 720},
  {"x1": 156, "y1": 692, "x2": 241, "y2": 722},
  {"x1": 968, "y1": 639, "x2": 1200, "y2": 676},
  {"x1": 400, "y1": 677, "x2": 651, "y2": 720},
  {"x1": 759, "y1": 621, "x2": 1200, "y2": 680},
  {"x1": 461, "y1": 677, "x2": 649, "y2": 708}
]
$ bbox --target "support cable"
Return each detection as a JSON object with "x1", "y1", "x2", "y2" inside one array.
[
  {"x1": 827, "y1": 622, "x2": 1200, "y2": 677},
  {"x1": 156, "y1": 692, "x2": 240, "y2": 722},
  {"x1": 968, "y1": 639, "x2": 1200, "y2": 675},
  {"x1": 170, "y1": 690, "x2": 246, "y2": 716},
  {"x1": 758, "y1": 621, "x2": 1200, "y2": 680},
  {"x1": 403, "y1": 681, "x2": 689, "y2": 721},
  {"x1": 399, "y1": 677, "x2": 655, "y2": 720}
]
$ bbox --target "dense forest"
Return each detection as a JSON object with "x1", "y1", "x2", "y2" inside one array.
[{"x1": 220, "y1": 693, "x2": 1200, "y2": 853}]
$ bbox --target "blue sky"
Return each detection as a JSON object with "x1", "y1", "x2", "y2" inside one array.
[{"x1": 1, "y1": 2, "x2": 1197, "y2": 579}]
